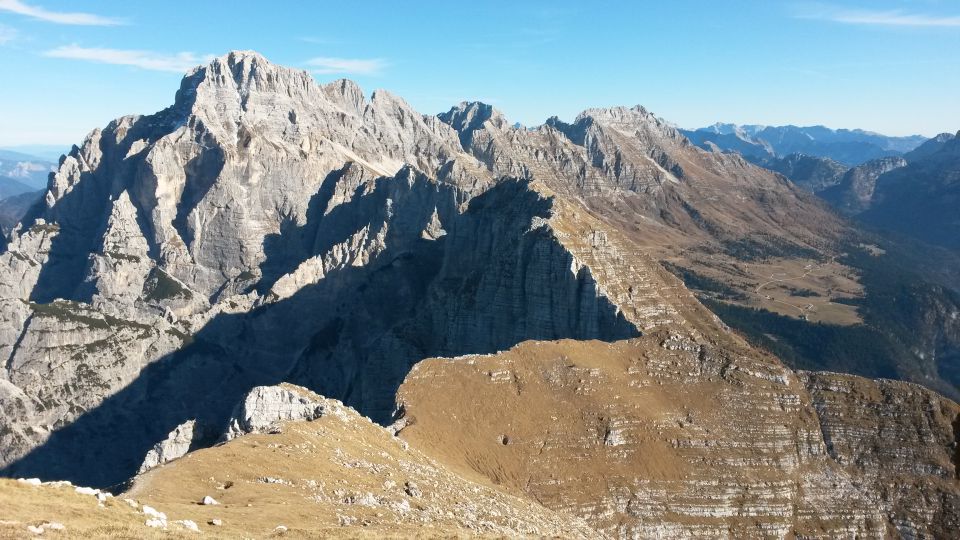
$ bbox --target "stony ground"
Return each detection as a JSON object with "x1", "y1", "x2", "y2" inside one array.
[{"x1": 2, "y1": 386, "x2": 598, "y2": 539}]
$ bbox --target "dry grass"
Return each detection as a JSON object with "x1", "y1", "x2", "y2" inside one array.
[
  {"x1": 2, "y1": 393, "x2": 595, "y2": 539},
  {"x1": 395, "y1": 336, "x2": 902, "y2": 537},
  {"x1": 118, "y1": 387, "x2": 594, "y2": 539},
  {"x1": 0, "y1": 479, "x2": 194, "y2": 539}
]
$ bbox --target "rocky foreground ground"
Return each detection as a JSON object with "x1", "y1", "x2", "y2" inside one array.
[{"x1": 4, "y1": 345, "x2": 958, "y2": 539}]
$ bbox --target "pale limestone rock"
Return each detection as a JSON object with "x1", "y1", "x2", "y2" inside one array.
[
  {"x1": 224, "y1": 385, "x2": 325, "y2": 440},
  {"x1": 138, "y1": 420, "x2": 204, "y2": 474},
  {"x1": 144, "y1": 518, "x2": 166, "y2": 528},
  {"x1": 175, "y1": 519, "x2": 200, "y2": 532},
  {"x1": 142, "y1": 505, "x2": 166, "y2": 520},
  {"x1": 85, "y1": 191, "x2": 153, "y2": 312}
]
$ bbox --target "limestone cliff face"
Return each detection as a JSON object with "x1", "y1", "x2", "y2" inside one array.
[
  {"x1": 0, "y1": 51, "x2": 955, "y2": 538},
  {"x1": 801, "y1": 372, "x2": 960, "y2": 538}
]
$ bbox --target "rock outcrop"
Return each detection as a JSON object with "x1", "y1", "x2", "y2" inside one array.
[
  {"x1": 138, "y1": 420, "x2": 206, "y2": 474},
  {"x1": 223, "y1": 384, "x2": 326, "y2": 440},
  {"x1": 119, "y1": 384, "x2": 601, "y2": 538},
  {"x1": 820, "y1": 155, "x2": 907, "y2": 214}
]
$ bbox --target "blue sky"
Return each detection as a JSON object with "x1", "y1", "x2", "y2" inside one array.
[{"x1": 0, "y1": 0, "x2": 958, "y2": 147}]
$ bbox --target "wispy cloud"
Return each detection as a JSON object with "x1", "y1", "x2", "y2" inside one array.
[
  {"x1": 44, "y1": 45, "x2": 213, "y2": 73},
  {"x1": 796, "y1": 4, "x2": 960, "y2": 27},
  {"x1": 0, "y1": 23, "x2": 16, "y2": 44},
  {"x1": 0, "y1": 0, "x2": 124, "y2": 26},
  {"x1": 306, "y1": 56, "x2": 387, "y2": 75}
]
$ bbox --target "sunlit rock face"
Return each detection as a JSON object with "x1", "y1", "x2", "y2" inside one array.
[{"x1": 0, "y1": 52, "x2": 955, "y2": 540}]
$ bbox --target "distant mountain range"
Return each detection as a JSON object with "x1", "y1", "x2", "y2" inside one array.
[
  {"x1": 0, "y1": 148, "x2": 56, "y2": 190},
  {"x1": 0, "y1": 149, "x2": 51, "y2": 236},
  {"x1": 0, "y1": 145, "x2": 70, "y2": 162},
  {"x1": 685, "y1": 124, "x2": 959, "y2": 253},
  {"x1": 681, "y1": 123, "x2": 927, "y2": 166}
]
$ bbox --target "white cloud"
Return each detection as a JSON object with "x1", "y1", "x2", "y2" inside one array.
[
  {"x1": 0, "y1": 23, "x2": 17, "y2": 44},
  {"x1": 306, "y1": 56, "x2": 387, "y2": 75},
  {"x1": 44, "y1": 45, "x2": 214, "y2": 73},
  {"x1": 797, "y1": 5, "x2": 960, "y2": 27},
  {"x1": 0, "y1": 0, "x2": 124, "y2": 25}
]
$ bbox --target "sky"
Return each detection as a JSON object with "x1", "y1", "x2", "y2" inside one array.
[{"x1": 0, "y1": 0, "x2": 958, "y2": 148}]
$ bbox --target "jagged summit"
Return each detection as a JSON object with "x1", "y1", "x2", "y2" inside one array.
[
  {"x1": 185, "y1": 50, "x2": 311, "y2": 90},
  {"x1": 437, "y1": 101, "x2": 508, "y2": 148},
  {"x1": 579, "y1": 105, "x2": 687, "y2": 144}
]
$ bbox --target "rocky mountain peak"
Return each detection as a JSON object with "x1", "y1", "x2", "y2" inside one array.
[
  {"x1": 437, "y1": 101, "x2": 509, "y2": 148},
  {"x1": 570, "y1": 105, "x2": 688, "y2": 147},
  {"x1": 321, "y1": 78, "x2": 367, "y2": 114},
  {"x1": 196, "y1": 50, "x2": 311, "y2": 95},
  {"x1": 946, "y1": 130, "x2": 960, "y2": 152},
  {"x1": 903, "y1": 131, "x2": 958, "y2": 162},
  {"x1": 820, "y1": 155, "x2": 908, "y2": 214}
]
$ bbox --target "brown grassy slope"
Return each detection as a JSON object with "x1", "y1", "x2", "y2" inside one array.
[
  {"x1": 2, "y1": 388, "x2": 600, "y2": 538},
  {"x1": 0, "y1": 479, "x2": 194, "y2": 539},
  {"x1": 395, "y1": 336, "x2": 960, "y2": 538},
  {"x1": 121, "y1": 388, "x2": 598, "y2": 539}
]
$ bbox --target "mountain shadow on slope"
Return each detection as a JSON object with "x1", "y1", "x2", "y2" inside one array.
[{"x1": 1, "y1": 178, "x2": 640, "y2": 488}]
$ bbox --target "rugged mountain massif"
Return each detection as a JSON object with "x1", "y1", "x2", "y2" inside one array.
[
  {"x1": 760, "y1": 130, "x2": 959, "y2": 251},
  {"x1": 819, "y1": 156, "x2": 909, "y2": 215},
  {"x1": 760, "y1": 152, "x2": 848, "y2": 192},
  {"x1": 0, "y1": 51, "x2": 957, "y2": 537},
  {"x1": 682, "y1": 123, "x2": 925, "y2": 166},
  {"x1": 721, "y1": 129, "x2": 958, "y2": 264},
  {"x1": 859, "y1": 132, "x2": 960, "y2": 250}
]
